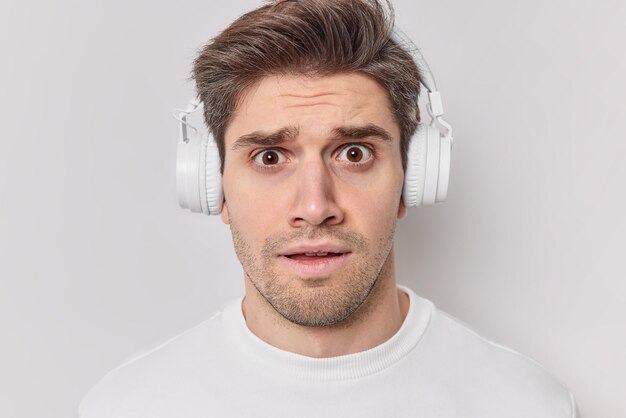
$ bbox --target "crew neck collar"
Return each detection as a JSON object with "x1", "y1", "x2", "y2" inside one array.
[{"x1": 220, "y1": 285, "x2": 433, "y2": 381}]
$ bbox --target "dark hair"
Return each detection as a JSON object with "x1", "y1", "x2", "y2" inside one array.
[{"x1": 192, "y1": 0, "x2": 422, "y2": 172}]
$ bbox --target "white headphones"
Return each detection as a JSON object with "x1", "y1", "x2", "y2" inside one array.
[{"x1": 175, "y1": 44, "x2": 453, "y2": 216}]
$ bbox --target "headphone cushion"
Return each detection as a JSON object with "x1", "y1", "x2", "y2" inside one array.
[
  {"x1": 204, "y1": 133, "x2": 223, "y2": 215},
  {"x1": 403, "y1": 123, "x2": 429, "y2": 207}
]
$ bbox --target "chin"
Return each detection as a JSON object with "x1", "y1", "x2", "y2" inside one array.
[{"x1": 259, "y1": 271, "x2": 377, "y2": 328}]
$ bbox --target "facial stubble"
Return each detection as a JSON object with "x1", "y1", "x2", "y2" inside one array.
[{"x1": 230, "y1": 221, "x2": 397, "y2": 328}]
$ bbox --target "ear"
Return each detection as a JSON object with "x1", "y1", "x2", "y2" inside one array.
[
  {"x1": 397, "y1": 198, "x2": 407, "y2": 220},
  {"x1": 220, "y1": 200, "x2": 231, "y2": 224}
]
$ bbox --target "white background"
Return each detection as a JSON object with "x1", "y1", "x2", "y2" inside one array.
[{"x1": 1, "y1": 0, "x2": 624, "y2": 417}]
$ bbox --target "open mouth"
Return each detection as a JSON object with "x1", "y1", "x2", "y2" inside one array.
[
  {"x1": 278, "y1": 250, "x2": 351, "y2": 276},
  {"x1": 277, "y1": 242, "x2": 352, "y2": 276},
  {"x1": 285, "y1": 252, "x2": 345, "y2": 261}
]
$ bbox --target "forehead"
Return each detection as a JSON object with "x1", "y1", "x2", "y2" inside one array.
[{"x1": 225, "y1": 73, "x2": 399, "y2": 144}]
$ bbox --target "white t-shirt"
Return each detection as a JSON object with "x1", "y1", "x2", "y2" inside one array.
[{"x1": 79, "y1": 286, "x2": 578, "y2": 417}]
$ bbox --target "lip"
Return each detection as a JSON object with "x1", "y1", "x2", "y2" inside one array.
[
  {"x1": 277, "y1": 252, "x2": 351, "y2": 276},
  {"x1": 279, "y1": 242, "x2": 351, "y2": 256},
  {"x1": 277, "y1": 242, "x2": 352, "y2": 276}
]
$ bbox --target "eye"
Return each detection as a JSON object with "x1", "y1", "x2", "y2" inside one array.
[
  {"x1": 253, "y1": 149, "x2": 287, "y2": 166},
  {"x1": 337, "y1": 144, "x2": 372, "y2": 164}
]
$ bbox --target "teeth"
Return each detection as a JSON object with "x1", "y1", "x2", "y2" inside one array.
[{"x1": 304, "y1": 252, "x2": 328, "y2": 256}]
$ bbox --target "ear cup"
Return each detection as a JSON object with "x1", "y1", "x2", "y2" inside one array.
[
  {"x1": 176, "y1": 131, "x2": 223, "y2": 215},
  {"x1": 403, "y1": 123, "x2": 446, "y2": 207},
  {"x1": 176, "y1": 132, "x2": 205, "y2": 213},
  {"x1": 422, "y1": 123, "x2": 442, "y2": 205},
  {"x1": 436, "y1": 134, "x2": 451, "y2": 202},
  {"x1": 204, "y1": 133, "x2": 223, "y2": 215}
]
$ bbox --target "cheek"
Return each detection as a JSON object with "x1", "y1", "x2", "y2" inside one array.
[
  {"x1": 340, "y1": 187, "x2": 399, "y2": 235},
  {"x1": 340, "y1": 165, "x2": 404, "y2": 212},
  {"x1": 224, "y1": 181, "x2": 286, "y2": 236}
]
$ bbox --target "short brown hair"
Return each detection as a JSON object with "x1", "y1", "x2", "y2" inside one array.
[{"x1": 192, "y1": 0, "x2": 422, "y2": 172}]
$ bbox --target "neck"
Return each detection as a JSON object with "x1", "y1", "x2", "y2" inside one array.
[{"x1": 241, "y1": 250, "x2": 409, "y2": 358}]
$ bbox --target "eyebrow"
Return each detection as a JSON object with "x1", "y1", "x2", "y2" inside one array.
[
  {"x1": 330, "y1": 124, "x2": 393, "y2": 143},
  {"x1": 231, "y1": 123, "x2": 393, "y2": 151},
  {"x1": 231, "y1": 126, "x2": 300, "y2": 151}
]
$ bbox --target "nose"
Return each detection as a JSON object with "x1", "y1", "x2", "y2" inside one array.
[{"x1": 287, "y1": 160, "x2": 344, "y2": 228}]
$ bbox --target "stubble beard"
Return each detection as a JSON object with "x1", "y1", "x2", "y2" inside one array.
[{"x1": 230, "y1": 222, "x2": 396, "y2": 328}]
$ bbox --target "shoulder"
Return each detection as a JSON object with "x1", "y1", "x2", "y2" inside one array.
[
  {"x1": 421, "y1": 305, "x2": 578, "y2": 418},
  {"x1": 78, "y1": 311, "x2": 226, "y2": 418}
]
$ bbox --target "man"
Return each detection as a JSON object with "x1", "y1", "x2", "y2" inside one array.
[{"x1": 80, "y1": 1, "x2": 578, "y2": 417}]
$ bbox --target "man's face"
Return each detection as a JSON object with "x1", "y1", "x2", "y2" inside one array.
[{"x1": 221, "y1": 73, "x2": 406, "y2": 327}]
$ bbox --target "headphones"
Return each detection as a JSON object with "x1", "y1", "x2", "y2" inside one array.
[{"x1": 175, "y1": 40, "x2": 453, "y2": 216}]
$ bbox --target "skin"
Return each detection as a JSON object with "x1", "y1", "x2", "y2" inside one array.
[{"x1": 221, "y1": 72, "x2": 410, "y2": 358}]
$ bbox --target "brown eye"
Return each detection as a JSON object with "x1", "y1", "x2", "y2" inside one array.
[
  {"x1": 338, "y1": 145, "x2": 372, "y2": 164},
  {"x1": 254, "y1": 149, "x2": 285, "y2": 166}
]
